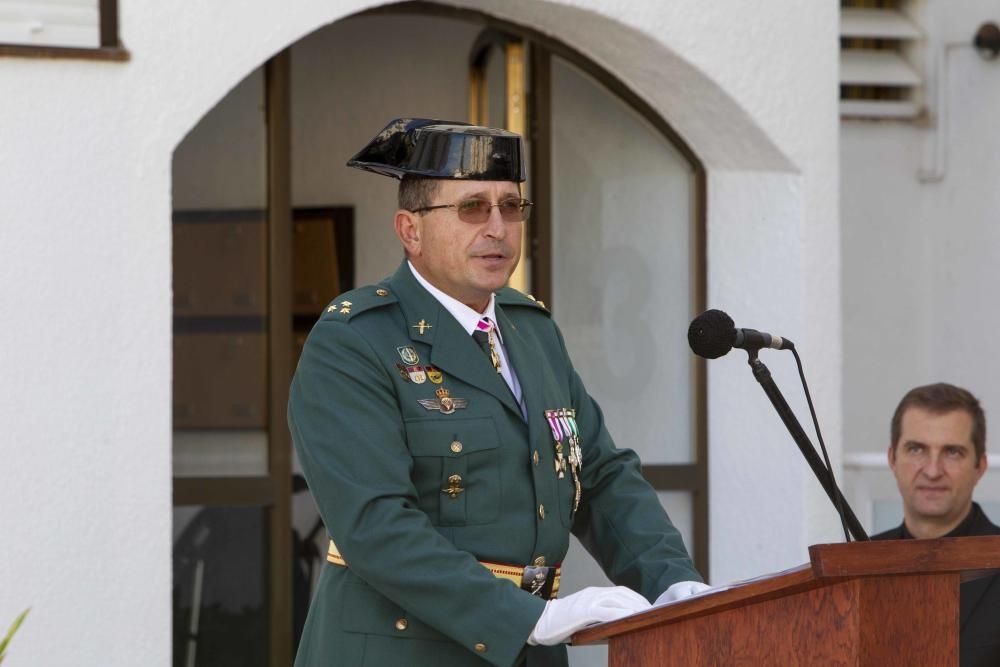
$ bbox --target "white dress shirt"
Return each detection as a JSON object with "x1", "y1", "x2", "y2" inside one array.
[{"x1": 408, "y1": 261, "x2": 525, "y2": 414}]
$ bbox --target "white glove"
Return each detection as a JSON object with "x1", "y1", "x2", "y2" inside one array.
[
  {"x1": 653, "y1": 580, "x2": 712, "y2": 606},
  {"x1": 527, "y1": 586, "x2": 651, "y2": 646}
]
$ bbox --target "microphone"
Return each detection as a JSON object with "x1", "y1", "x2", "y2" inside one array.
[
  {"x1": 686, "y1": 308, "x2": 866, "y2": 541},
  {"x1": 687, "y1": 309, "x2": 794, "y2": 359}
]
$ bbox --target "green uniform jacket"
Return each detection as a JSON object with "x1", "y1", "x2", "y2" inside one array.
[{"x1": 289, "y1": 263, "x2": 700, "y2": 667}]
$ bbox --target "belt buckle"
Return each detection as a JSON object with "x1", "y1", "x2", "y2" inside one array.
[{"x1": 521, "y1": 565, "x2": 556, "y2": 599}]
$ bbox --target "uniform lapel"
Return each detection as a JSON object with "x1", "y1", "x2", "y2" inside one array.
[
  {"x1": 388, "y1": 263, "x2": 522, "y2": 418},
  {"x1": 495, "y1": 304, "x2": 541, "y2": 428}
]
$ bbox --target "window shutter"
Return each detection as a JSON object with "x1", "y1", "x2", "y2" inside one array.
[{"x1": 840, "y1": 4, "x2": 924, "y2": 119}]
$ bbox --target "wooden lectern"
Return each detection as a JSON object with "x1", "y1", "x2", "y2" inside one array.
[{"x1": 574, "y1": 536, "x2": 1000, "y2": 666}]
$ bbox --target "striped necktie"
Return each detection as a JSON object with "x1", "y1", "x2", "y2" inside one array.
[{"x1": 472, "y1": 317, "x2": 502, "y2": 373}]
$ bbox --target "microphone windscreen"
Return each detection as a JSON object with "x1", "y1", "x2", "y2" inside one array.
[{"x1": 688, "y1": 309, "x2": 736, "y2": 359}]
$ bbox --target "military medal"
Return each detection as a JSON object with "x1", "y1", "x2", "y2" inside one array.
[
  {"x1": 395, "y1": 363, "x2": 410, "y2": 381},
  {"x1": 475, "y1": 318, "x2": 502, "y2": 373},
  {"x1": 546, "y1": 410, "x2": 565, "y2": 477},
  {"x1": 487, "y1": 334, "x2": 501, "y2": 373},
  {"x1": 545, "y1": 408, "x2": 583, "y2": 514},
  {"x1": 562, "y1": 410, "x2": 584, "y2": 514},
  {"x1": 407, "y1": 365, "x2": 427, "y2": 384},
  {"x1": 426, "y1": 366, "x2": 443, "y2": 384},
  {"x1": 418, "y1": 387, "x2": 468, "y2": 415},
  {"x1": 397, "y1": 346, "x2": 419, "y2": 365},
  {"x1": 553, "y1": 442, "x2": 567, "y2": 478}
]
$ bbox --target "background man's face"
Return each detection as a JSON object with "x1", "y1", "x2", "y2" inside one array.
[
  {"x1": 889, "y1": 407, "x2": 987, "y2": 527},
  {"x1": 405, "y1": 179, "x2": 522, "y2": 310}
]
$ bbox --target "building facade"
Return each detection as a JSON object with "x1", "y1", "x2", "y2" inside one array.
[{"x1": 3, "y1": 1, "x2": 854, "y2": 665}]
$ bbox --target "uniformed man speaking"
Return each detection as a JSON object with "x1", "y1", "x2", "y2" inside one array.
[{"x1": 289, "y1": 118, "x2": 707, "y2": 666}]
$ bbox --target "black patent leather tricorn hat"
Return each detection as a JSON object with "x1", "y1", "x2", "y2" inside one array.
[{"x1": 347, "y1": 118, "x2": 526, "y2": 182}]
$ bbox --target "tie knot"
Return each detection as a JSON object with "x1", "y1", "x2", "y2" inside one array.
[{"x1": 476, "y1": 317, "x2": 494, "y2": 334}]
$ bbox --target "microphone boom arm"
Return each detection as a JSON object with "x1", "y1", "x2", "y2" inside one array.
[{"x1": 746, "y1": 351, "x2": 869, "y2": 541}]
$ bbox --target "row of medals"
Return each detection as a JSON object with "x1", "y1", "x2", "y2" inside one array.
[
  {"x1": 547, "y1": 408, "x2": 583, "y2": 515},
  {"x1": 395, "y1": 347, "x2": 465, "y2": 415}
]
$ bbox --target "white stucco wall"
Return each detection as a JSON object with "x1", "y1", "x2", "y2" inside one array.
[
  {"x1": 0, "y1": 1, "x2": 839, "y2": 663},
  {"x1": 841, "y1": 0, "x2": 1000, "y2": 523}
]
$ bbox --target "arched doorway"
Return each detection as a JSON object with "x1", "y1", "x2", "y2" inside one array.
[{"x1": 170, "y1": 5, "x2": 704, "y2": 665}]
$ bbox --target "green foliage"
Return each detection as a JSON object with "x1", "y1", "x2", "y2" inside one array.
[{"x1": 0, "y1": 609, "x2": 30, "y2": 665}]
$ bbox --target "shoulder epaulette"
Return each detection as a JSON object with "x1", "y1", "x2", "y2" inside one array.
[
  {"x1": 495, "y1": 287, "x2": 550, "y2": 314},
  {"x1": 320, "y1": 283, "x2": 398, "y2": 322}
]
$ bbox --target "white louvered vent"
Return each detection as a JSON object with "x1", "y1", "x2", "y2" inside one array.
[
  {"x1": 0, "y1": 0, "x2": 99, "y2": 49},
  {"x1": 840, "y1": 3, "x2": 924, "y2": 119}
]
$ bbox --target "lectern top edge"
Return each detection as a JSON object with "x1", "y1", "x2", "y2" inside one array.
[
  {"x1": 573, "y1": 535, "x2": 1000, "y2": 646},
  {"x1": 809, "y1": 534, "x2": 1000, "y2": 578}
]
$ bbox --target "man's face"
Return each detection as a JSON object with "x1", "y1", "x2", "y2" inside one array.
[
  {"x1": 400, "y1": 179, "x2": 523, "y2": 311},
  {"x1": 889, "y1": 407, "x2": 987, "y2": 527}
]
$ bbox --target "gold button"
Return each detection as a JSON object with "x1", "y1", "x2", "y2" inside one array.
[
  {"x1": 395, "y1": 618, "x2": 408, "y2": 631},
  {"x1": 538, "y1": 504, "x2": 545, "y2": 520},
  {"x1": 474, "y1": 643, "x2": 487, "y2": 653},
  {"x1": 450, "y1": 440, "x2": 463, "y2": 453},
  {"x1": 376, "y1": 288, "x2": 389, "y2": 297},
  {"x1": 532, "y1": 450, "x2": 539, "y2": 465},
  {"x1": 534, "y1": 556, "x2": 546, "y2": 566}
]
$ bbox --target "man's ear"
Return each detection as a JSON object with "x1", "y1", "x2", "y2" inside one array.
[
  {"x1": 887, "y1": 444, "x2": 897, "y2": 470},
  {"x1": 976, "y1": 452, "x2": 988, "y2": 481},
  {"x1": 395, "y1": 209, "x2": 421, "y2": 255}
]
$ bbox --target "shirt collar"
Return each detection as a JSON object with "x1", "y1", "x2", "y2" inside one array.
[
  {"x1": 900, "y1": 502, "x2": 983, "y2": 539},
  {"x1": 407, "y1": 261, "x2": 503, "y2": 341}
]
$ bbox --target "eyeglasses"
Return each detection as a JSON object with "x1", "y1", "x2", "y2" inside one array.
[{"x1": 411, "y1": 197, "x2": 533, "y2": 223}]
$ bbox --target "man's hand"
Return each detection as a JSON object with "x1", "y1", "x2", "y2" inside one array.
[
  {"x1": 653, "y1": 580, "x2": 712, "y2": 606},
  {"x1": 527, "y1": 586, "x2": 651, "y2": 646}
]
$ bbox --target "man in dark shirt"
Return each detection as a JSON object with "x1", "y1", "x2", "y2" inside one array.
[{"x1": 873, "y1": 382, "x2": 1000, "y2": 667}]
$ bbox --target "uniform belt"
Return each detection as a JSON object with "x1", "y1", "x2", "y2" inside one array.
[{"x1": 327, "y1": 539, "x2": 560, "y2": 600}]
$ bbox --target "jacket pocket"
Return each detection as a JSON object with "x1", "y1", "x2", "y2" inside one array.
[
  {"x1": 405, "y1": 416, "x2": 501, "y2": 526},
  {"x1": 340, "y1": 578, "x2": 449, "y2": 642}
]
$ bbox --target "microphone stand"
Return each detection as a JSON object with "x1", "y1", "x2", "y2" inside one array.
[{"x1": 746, "y1": 349, "x2": 869, "y2": 541}]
